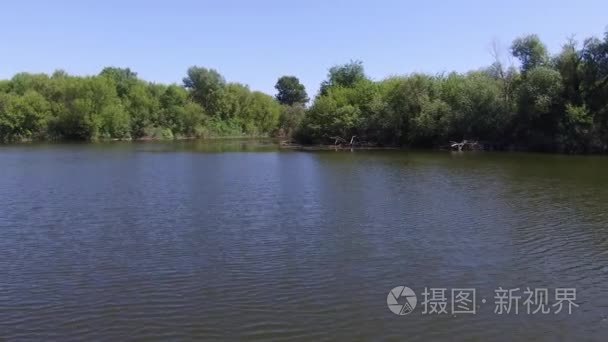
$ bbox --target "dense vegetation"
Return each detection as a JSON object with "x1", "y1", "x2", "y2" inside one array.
[
  {"x1": 297, "y1": 31, "x2": 608, "y2": 153},
  {"x1": 2, "y1": 30, "x2": 608, "y2": 153},
  {"x1": 0, "y1": 67, "x2": 282, "y2": 142}
]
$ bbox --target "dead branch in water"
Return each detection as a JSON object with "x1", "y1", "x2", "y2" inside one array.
[
  {"x1": 329, "y1": 135, "x2": 359, "y2": 146},
  {"x1": 450, "y1": 140, "x2": 483, "y2": 151}
]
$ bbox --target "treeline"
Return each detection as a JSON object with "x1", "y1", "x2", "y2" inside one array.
[
  {"x1": 0, "y1": 67, "x2": 282, "y2": 142},
  {"x1": 291, "y1": 30, "x2": 608, "y2": 153},
  {"x1": 2, "y1": 30, "x2": 608, "y2": 153}
]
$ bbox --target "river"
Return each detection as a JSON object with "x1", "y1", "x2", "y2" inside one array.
[{"x1": 1, "y1": 140, "x2": 607, "y2": 340}]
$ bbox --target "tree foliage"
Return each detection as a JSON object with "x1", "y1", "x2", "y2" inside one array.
[
  {"x1": 2, "y1": 30, "x2": 608, "y2": 153},
  {"x1": 296, "y1": 30, "x2": 608, "y2": 153},
  {"x1": 183, "y1": 66, "x2": 227, "y2": 117},
  {"x1": 511, "y1": 34, "x2": 549, "y2": 73},
  {"x1": 0, "y1": 66, "x2": 282, "y2": 142},
  {"x1": 275, "y1": 76, "x2": 308, "y2": 106},
  {"x1": 319, "y1": 60, "x2": 367, "y2": 95}
]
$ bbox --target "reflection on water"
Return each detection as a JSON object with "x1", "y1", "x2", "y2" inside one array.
[{"x1": 1, "y1": 140, "x2": 607, "y2": 340}]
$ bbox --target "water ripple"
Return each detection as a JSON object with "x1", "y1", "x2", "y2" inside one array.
[{"x1": 1, "y1": 145, "x2": 607, "y2": 340}]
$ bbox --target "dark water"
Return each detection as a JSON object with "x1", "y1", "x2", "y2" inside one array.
[{"x1": 1, "y1": 140, "x2": 608, "y2": 341}]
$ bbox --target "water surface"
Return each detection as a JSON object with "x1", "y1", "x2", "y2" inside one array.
[{"x1": 1, "y1": 140, "x2": 607, "y2": 340}]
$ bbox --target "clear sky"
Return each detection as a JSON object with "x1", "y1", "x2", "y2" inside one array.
[{"x1": 1, "y1": 0, "x2": 606, "y2": 96}]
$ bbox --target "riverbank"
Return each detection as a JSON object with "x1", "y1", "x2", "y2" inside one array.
[
  {"x1": 3, "y1": 136, "x2": 607, "y2": 156},
  {"x1": 278, "y1": 141, "x2": 397, "y2": 151},
  {"x1": 278, "y1": 140, "x2": 608, "y2": 155},
  {"x1": 1, "y1": 134, "x2": 272, "y2": 145}
]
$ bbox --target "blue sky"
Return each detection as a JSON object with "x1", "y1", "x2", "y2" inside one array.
[{"x1": 1, "y1": 0, "x2": 606, "y2": 96}]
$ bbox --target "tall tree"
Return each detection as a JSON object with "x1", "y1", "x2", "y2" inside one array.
[
  {"x1": 554, "y1": 38, "x2": 583, "y2": 106},
  {"x1": 320, "y1": 60, "x2": 367, "y2": 95},
  {"x1": 275, "y1": 76, "x2": 308, "y2": 105},
  {"x1": 99, "y1": 67, "x2": 138, "y2": 97},
  {"x1": 183, "y1": 66, "x2": 226, "y2": 116},
  {"x1": 511, "y1": 35, "x2": 549, "y2": 73}
]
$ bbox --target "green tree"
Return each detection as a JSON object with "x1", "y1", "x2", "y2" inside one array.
[
  {"x1": 558, "y1": 104, "x2": 593, "y2": 152},
  {"x1": 554, "y1": 39, "x2": 583, "y2": 106},
  {"x1": 441, "y1": 72, "x2": 510, "y2": 141},
  {"x1": 222, "y1": 83, "x2": 250, "y2": 122},
  {"x1": 410, "y1": 98, "x2": 452, "y2": 146},
  {"x1": 299, "y1": 94, "x2": 337, "y2": 142},
  {"x1": 515, "y1": 66, "x2": 564, "y2": 148},
  {"x1": 49, "y1": 76, "x2": 122, "y2": 140},
  {"x1": 380, "y1": 74, "x2": 441, "y2": 145},
  {"x1": 100, "y1": 102, "x2": 130, "y2": 139},
  {"x1": 9, "y1": 73, "x2": 51, "y2": 95},
  {"x1": 0, "y1": 80, "x2": 10, "y2": 93},
  {"x1": 580, "y1": 33, "x2": 608, "y2": 146},
  {"x1": 278, "y1": 104, "x2": 306, "y2": 138},
  {"x1": 0, "y1": 93, "x2": 20, "y2": 141},
  {"x1": 511, "y1": 35, "x2": 549, "y2": 73},
  {"x1": 166, "y1": 101, "x2": 206, "y2": 137},
  {"x1": 183, "y1": 66, "x2": 226, "y2": 116},
  {"x1": 319, "y1": 60, "x2": 367, "y2": 95},
  {"x1": 0, "y1": 92, "x2": 50, "y2": 141},
  {"x1": 241, "y1": 91, "x2": 281, "y2": 134},
  {"x1": 158, "y1": 84, "x2": 189, "y2": 132},
  {"x1": 124, "y1": 83, "x2": 161, "y2": 138},
  {"x1": 99, "y1": 67, "x2": 138, "y2": 97},
  {"x1": 275, "y1": 76, "x2": 308, "y2": 105}
]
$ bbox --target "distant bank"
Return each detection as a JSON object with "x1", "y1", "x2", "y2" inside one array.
[{"x1": 2, "y1": 30, "x2": 608, "y2": 153}]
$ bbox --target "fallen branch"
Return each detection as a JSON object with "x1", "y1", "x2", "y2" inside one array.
[{"x1": 450, "y1": 140, "x2": 483, "y2": 151}]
